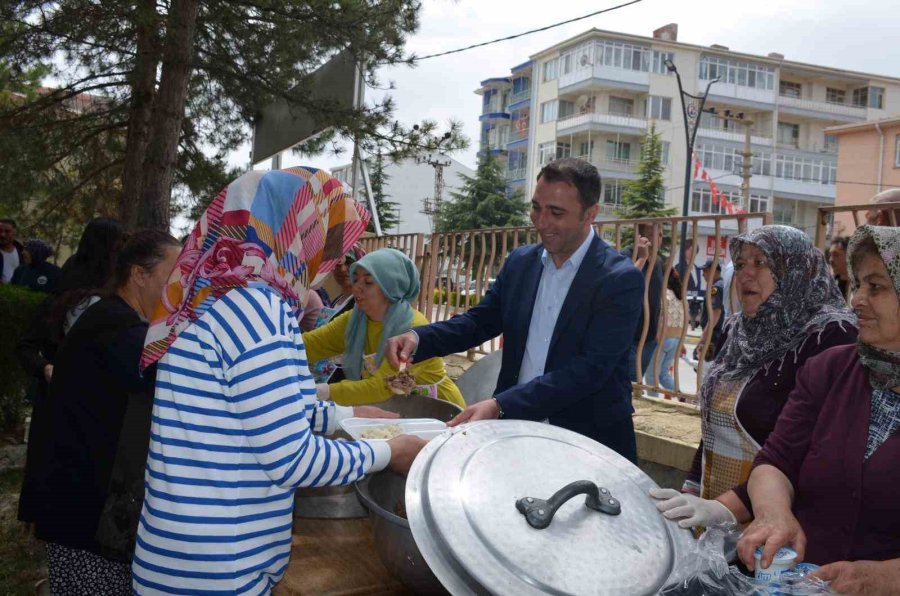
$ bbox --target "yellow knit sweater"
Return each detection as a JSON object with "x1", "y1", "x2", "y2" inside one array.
[{"x1": 302, "y1": 310, "x2": 465, "y2": 408}]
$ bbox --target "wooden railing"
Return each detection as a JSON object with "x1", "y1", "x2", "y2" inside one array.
[
  {"x1": 814, "y1": 201, "x2": 900, "y2": 250},
  {"x1": 360, "y1": 212, "x2": 774, "y2": 404}
]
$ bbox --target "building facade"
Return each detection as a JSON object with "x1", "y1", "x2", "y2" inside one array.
[
  {"x1": 330, "y1": 157, "x2": 475, "y2": 235},
  {"x1": 826, "y1": 116, "x2": 900, "y2": 237},
  {"x1": 476, "y1": 23, "x2": 900, "y2": 254}
]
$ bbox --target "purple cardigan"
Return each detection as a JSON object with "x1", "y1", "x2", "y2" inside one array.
[
  {"x1": 754, "y1": 344, "x2": 900, "y2": 565},
  {"x1": 686, "y1": 322, "x2": 857, "y2": 507}
]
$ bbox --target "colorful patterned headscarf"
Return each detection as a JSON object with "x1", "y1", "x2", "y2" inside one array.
[
  {"x1": 700, "y1": 225, "x2": 856, "y2": 409},
  {"x1": 140, "y1": 167, "x2": 369, "y2": 370},
  {"x1": 848, "y1": 225, "x2": 900, "y2": 390}
]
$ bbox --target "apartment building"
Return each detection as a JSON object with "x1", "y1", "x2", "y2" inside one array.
[
  {"x1": 826, "y1": 116, "x2": 900, "y2": 237},
  {"x1": 476, "y1": 23, "x2": 900, "y2": 253}
]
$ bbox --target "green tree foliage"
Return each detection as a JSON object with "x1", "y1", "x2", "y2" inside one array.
[
  {"x1": 616, "y1": 123, "x2": 676, "y2": 221},
  {"x1": 368, "y1": 153, "x2": 400, "y2": 233},
  {"x1": 435, "y1": 154, "x2": 528, "y2": 232},
  {"x1": 1, "y1": 1, "x2": 468, "y2": 232}
]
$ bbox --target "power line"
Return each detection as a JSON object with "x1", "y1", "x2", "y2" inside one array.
[{"x1": 412, "y1": 0, "x2": 645, "y2": 61}]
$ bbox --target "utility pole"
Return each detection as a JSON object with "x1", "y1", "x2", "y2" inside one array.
[
  {"x1": 417, "y1": 134, "x2": 453, "y2": 232},
  {"x1": 706, "y1": 108, "x2": 754, "y2": 207}
]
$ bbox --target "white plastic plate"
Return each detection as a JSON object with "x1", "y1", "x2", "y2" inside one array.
[{"x1": 340, "y1": 417, "x2": 448, "y2": 441}]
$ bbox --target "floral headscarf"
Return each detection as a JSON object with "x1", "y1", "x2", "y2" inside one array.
[
  {"x1": 140, "y1": 167, "x2": 369, "y2": 370},
  {"x1": 700, "y1": 225, "x2": 856, "y2": 409},
  {"x1": 848, "y1": 225, "x2": 900, "y2": 390}
]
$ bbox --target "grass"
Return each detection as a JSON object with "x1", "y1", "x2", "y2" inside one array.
[{"x1": 0, "y1": 468, "x2": 46, "y2": 595}]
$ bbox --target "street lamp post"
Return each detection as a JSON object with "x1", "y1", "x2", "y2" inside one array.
[{"x1": 665, "y1": 58, "x2": 718, "y2": 280}]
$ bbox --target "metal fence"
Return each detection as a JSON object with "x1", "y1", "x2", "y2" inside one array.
[
  {"x1": 360, "y1": 212, "x2": 774, "y2": 404},
  {"x1": 814, "y1": 201, "x2": 900, "y2": 250}
]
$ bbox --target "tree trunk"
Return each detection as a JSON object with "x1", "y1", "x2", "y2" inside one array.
[
  {"x1": 138, "y1": 0, "x2": 200, "y2": 230},
  {"x1": 119, "y1": 0, "x2": 161, "y2": 230}
]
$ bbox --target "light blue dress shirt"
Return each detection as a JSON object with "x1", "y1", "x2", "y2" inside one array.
[{"x1": 518, "y1": 228, "x2": 595, "y2": 385}]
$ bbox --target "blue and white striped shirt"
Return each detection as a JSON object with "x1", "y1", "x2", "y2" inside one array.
[{"x1": 132, "y1": 286, "x2": 390, "y2": 594}]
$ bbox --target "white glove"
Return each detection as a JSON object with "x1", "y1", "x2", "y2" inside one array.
[
  {"x1": 315, "y1": 383, "x2": 331, "y2": 401},
  {"x1": 649, "y1": 487, "x2": 736, "y2": 528}
]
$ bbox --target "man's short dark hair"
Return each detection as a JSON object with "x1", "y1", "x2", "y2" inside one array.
[
  {"x1": 831, "y1": 236, "x2": 849, "y2": 250},
  {"x1": 536, "y1": 158, "x2": 601, "y2": 210},
  {"x1": 0, "y1": 218, "x2": 16, "y2": 228}
]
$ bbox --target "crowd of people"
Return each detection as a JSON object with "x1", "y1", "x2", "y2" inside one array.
[{"x1": 5, "y1": 157, "x2": 899, "y2": 594}]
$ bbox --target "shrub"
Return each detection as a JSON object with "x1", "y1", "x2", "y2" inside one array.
[{"x1": 0, "y1": 284, "x2": 44, "y2": 431}]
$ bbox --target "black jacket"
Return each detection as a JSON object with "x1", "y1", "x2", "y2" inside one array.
[{"x1": 31, "y1": 296, "x2": 154, "y2": 557}]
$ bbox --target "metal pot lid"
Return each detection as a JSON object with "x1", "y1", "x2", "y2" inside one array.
[{"x1": 406, "y1": 420, "x2": 695, "y2": 595}]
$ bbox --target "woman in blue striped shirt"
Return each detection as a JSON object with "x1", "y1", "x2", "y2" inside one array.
[{"x1": 133, "y1": 167, "x2": 425, "y2": 594}]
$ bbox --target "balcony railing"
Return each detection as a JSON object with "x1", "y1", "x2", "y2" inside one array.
[
  {"x1": 507, "y1": 89, "x2": 531, "y2": 106},
  {"x1": 592, "y1": 156, "x2": 640, "y2": 173},
  {"x1": 557, "y1": 110, "x2": 648, "y2": 133},
  {"x1": 778, "y1": 95, "x2": 867, "y2": 119},
  {"x1": 507, "y1": 167, "x2": 527, "y2": 181},
  {"x1": 508, "y1": 124, "x2": 528, "y2": 143},
  {"x1": 559, "y1": 64, "x2": 650, "y2": 90},
  {"x1": 697, "y1": 124, "x2": 773, "y2": 146}
]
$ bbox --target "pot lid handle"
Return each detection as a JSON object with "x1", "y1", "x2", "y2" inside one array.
[{"x1": 515, "y1": 480, "x2": 621, "y2": 530}]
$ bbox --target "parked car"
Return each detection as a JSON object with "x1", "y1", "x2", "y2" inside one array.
[{"x1": 459, "y1": 278, "x2": 496, "y2": 297}]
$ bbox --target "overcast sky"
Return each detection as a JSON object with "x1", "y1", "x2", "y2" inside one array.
[{"x1": 262, "y1": 0, "x2": 900, "y2": 173}]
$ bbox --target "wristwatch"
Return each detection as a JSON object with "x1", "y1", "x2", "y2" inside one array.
[{"x1": 491, "y1": 397, "x2": 504, "y2": 419}]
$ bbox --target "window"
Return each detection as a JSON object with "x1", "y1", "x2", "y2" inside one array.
[
  {"x1": 539, "y1": 142, "x2": 556, "y2": 165},
  {"x1": 560, "y1": 53, "x2": 574, "y2": 77},
  {"x1": 826, "y1": 87, "x2": 845, "y2": 105},
  {"x1": 779, "y1": 80, "x2": 802, "y2": 99},
  {"x1": 540, "y1": 100, "x2": 558, "y2": 123},
  {"x1": 774, "y1": 154, "x2": 836, "y2": 184},
  {"x1": 578, "y1": 141, "x2": 595, "y2": 159},
  {"x1": 690, "y1": 188, "x2": 769, "y2": 215},
  {"x1": 696, "y1": 143, "x2": 771, "y2": 176},
  {"x1": 652, "y1": 51, "x2": 674, "y2": 74},
  {"x1": 777, "y1": 122, "x2": 800, "y2": 148},
  {"x1": 659, "y1": 141, "x2": 671, "y2": 165},
  {"x1": 773, "y1": 201, "x2": 796, "y2": 225},
  {"x1": 895, "y1": 135, "x2": 900, "y2": 167},
  {"x1": 603, "y1": 180, "x2": 626, "y2": 205},
  {"x1": 609, "y1": 96, "x2": 634, "y2": 116},
  {"x1": 853, "y1": 86, "x2": 885, "y2": 109},
  {"x1": 511, "y1": 76, "x2": 530, "y2": 95},
  {"x1": 543, "y1": 58, "x2": 559, "y2": 82},
  {"x1": 699, "y1": 56, "x2": 774, "y2": 90},
  {"x1": 558, "y1": 100, "x2": 576, "y2": 120},
  {"x1": 824, "y1": 134, "x2": 838, "y2": 153},
  {"x1": 646, "y1": 96, "x2": 672, "y2": 121},
  {"x1": 606, "y1": 140, "x2": 631, "y2": 162},
  {"x1": 590, "y1": 40, "x2": 651, "y2": 72}
]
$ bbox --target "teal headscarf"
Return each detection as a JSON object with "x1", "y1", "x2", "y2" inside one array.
[{"x1": 343, "y1": 248, "x2": 420, "y2": 380}]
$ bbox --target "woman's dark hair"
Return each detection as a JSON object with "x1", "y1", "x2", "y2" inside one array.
[
  {"x1": 108, "y1": 229, "x2": 180, "y2": 291},
  {"x1": 849, "y1": 235, "x2": 881, "y2": 276},
  {"x1": 667, "y1": 269, "x2": 683, "y2": 295},
  {"x1": 49, "y1": 218, "x2": 126, "y2": 335}
]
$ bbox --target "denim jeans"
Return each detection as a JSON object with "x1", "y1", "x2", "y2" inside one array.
[
  {"x1": 646, "y1": 336, "x2": 680, "y2": 392},
  {"x1": 627, "y1": 340, "x2": 658, "y2": 384}
]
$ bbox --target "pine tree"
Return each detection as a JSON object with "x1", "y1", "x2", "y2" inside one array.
[
  {"x1": 368, "y1": 153, "x2": 400, "y2": 233},
  {"x1": 436, "y1": 154, "x2": 528, "y2": 232},
  {"x1": 1, "y1": 2, "x2": 468, "y2": 230},
  {"x1": 616, "y1": 123, "x2": 676, "y2": 220}
]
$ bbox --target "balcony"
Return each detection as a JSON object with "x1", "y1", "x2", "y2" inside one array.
[
  {"x1": 777, "y1": 95, "x2": 867, "y2": 122},
  {"x1": 697, "y1": 125, "x2": 773, "y2": 146},
  {"x1": 508, "y1": 122, "x2": 529, "y2": 143},
  {"x1": 557, "y1": 110, "x2": 648, "y2": 135},
  {"x1": 591, "y1": 156, "x2": 640, "y2": 175},
  {"x1": 507, "y1": 167, "x2": 527, "y2": 181},
  {"x1": 559, "y1": 65, "x2": 650, "y2": 93},
  {"x1": 507, "y1": 89, "x2": 531, "y2": 109},
  {"x1": 703, "y1": 79, "x2": 776, "y2": 107}
]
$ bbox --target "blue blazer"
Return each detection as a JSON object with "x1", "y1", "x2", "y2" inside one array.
[{"x1": 415, "y1": 235, "x2": 644, "y2": 456}]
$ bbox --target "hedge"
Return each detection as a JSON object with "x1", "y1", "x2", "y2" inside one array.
[
  {"x1": 0, "y1": 284, "x2": 44, "y2": 431},
  {"x1": 431, "y1": 289, "x2": 479, "y2": 307}
]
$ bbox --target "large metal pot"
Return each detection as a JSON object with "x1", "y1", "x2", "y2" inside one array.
[
  {"x1": 294, "y1": 395, "x2": 463, "y2": 520},
  {"x1": 356, "y1": 471, "x2": 447, "y2": 595}
]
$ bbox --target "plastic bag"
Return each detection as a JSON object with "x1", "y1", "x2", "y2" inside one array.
[{"x1": 659, "y1": 525, "x2": 833, "y2": 595}]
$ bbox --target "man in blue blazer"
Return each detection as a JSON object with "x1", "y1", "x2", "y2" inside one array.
[{"x1": 386, "y1": 158, "x2": 644, "y2": 462}]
